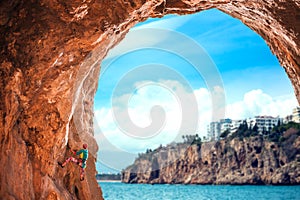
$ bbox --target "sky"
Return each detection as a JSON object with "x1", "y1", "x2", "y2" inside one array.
[{"x1": 93, "y1": 9, "x2": 298, "y2": 173}]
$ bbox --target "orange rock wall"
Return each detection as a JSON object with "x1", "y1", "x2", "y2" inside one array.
[{"x1": 0, "y1": 0, "x2": 299, "y2": 199}]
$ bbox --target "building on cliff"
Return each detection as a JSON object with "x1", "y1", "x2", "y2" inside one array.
[
  {"x1": 207, "y1": 118, "x2": 234, "y2": 141},
  {"x1": 206, "y1": 107, "x2": 300, "y2": 141},
  {"x1": 207, "y1": 121, "x2": 220, "y2": 141},
  {"x1": 284, "y1": 114, "x2": 294, "y2": 124},
  {"x1": 292, "y1": 107, "x2": 300, "y2": 123},
  {"x1": 207, "y1": 116, "x2": 283, "y2": 141},
  {"x1": 246, "y1": 116, "x2": 283, "y2": 134},
  {"x1": 220, "y1": 118, "x2": 233, "y2": 134}
]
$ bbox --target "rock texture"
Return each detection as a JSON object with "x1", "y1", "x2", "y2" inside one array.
[
  {"x1": 0, "y1": 0, "x2": 299, "y2": 199},
  {"x1": 122, "y1": 133, "x2": 300, "y2": 184}
]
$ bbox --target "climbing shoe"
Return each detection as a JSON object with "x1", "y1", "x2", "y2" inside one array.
[{"x1": 58, "y1": 162, "x2": 64, "y2": 168}]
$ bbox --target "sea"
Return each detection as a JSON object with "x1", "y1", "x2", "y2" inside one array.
[{"x1": 99, "y1": 182, "x2": 300, "y2": 200}]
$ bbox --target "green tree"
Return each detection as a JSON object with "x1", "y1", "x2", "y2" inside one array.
[
  {"x1": 182, "y1": 135, "x2": 185, "y2": 143},
  {"x1": 192, "y1": 135, "x2": 202, "y2": 146},
  {"x1": 252, "y1": 124, "x2": 258, "y2": 133},
  {"x1": 220, "y1": 129, "x2": 230, "y2": 138}
]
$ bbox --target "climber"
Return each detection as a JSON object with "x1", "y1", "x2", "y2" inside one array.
[{"x1": 58, "y1": 143, "x2": 89, "y2": 181}]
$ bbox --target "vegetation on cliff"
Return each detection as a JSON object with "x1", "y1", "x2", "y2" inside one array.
[
  {"x1": 221, "y1": 121, "x2": 300, "y2": 142},
  {"x1": 136, "y1": 122, "x2": 300, "y2": 161}
]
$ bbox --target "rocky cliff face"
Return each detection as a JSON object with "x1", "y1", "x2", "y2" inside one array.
[
  {"x1": 0, "y1": 0, "x2": 299, "y2": 199},
  {"x1": 122, "y1": 133, "x2": 300, "y2": 184}
]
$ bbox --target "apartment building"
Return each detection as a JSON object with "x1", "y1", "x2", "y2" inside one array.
[
  {"x1": 207, "y1": 116, "x2": 283, "y2": 141},
  {"x1": 292, "y1": 107, "x2": 300, "y2": 123},
  {"x1": 220, "y1": 118, "x2": 232, "y2": 134},
  {"x1": 246, "y1": 116, "x2": 282, "y2": 134},
  {"x1": 208, "y1": 118, "x2": 242, "y2": 141},
  {"x1": 207, "y1": 122, "x2": 220, "y2": 141}
]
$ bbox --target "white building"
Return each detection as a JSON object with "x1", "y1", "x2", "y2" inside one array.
[
  {"x1": 283, "y1": 114, "x2": 293, "y2": 124},
  {"x1": 292, "y1": 107, "x2": 300, "y2": 123},
  {"x1": 230, "y1": 119, "x2": 244, "y2": 133},
  {"x1": 207, "y1": 122, "x2": 220, "y2": 141},
  {"x1": 208, "y1": 119, "x2": 234, "y2": 141},
  {"x1": 206, "y1": 115, "x2": 284, "y2": 140},
  {"x1": 247, "y1": 116, "x2": 282, "y2": 134},
  {"x1": 220, "y1": 118, "x2": 232, "y2": 134}
]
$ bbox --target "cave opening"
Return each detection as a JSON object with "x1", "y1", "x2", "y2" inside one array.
[
  {"x1": 93, "y1": 9, "x2": 298, "y2": 177},
  {"x1": 1, "y1": 1, "x2": 299, "y2": 199}
]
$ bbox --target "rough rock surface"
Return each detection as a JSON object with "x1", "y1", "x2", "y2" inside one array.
[
  {"x1": 0, "y1": 0, "x2": 299, "y2": 199},
  {"x1": 122, "y1": 134, "x2": 300, "y2": 184}
]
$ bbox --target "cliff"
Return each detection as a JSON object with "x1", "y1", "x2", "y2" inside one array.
[
  {"x1": 122, "y1": 130, "x2": 300, "y2": 185},
  {"x1": 0, "y1": 0, "x2": 300, "y2": 199}
]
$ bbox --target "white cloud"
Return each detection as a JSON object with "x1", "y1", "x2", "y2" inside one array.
[
  {"x1": 95, "y1": 85, "x2": 298, "y2": 154},
  {"x1": 94, "y1": 80, "x2": 216, "y2": 153},
  {"x1": 225, "y1": 89, "x2": 298, "y2": 120}
]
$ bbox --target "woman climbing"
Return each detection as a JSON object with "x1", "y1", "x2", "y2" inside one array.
[{"x1": 58, "y1": 143, "x2": 89, "y2": 181}]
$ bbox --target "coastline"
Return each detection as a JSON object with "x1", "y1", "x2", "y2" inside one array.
[{"x1": 97, "y1": 180, "x2": 122, "y2": 183}]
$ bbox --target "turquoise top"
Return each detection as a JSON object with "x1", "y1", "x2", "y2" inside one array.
[{"x1": 76, "y1": 149, "x2": 88, "y2": 161}]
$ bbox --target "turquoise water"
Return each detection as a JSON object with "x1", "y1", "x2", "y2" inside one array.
[{"x1": 99, "y1": 182, "x2": 300, "y2": 200}]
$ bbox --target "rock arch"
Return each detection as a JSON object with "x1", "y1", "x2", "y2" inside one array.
[{"x1": 0, "y1": 0, "x2": 299, "y2": 199}]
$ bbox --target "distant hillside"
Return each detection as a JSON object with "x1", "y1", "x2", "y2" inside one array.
[
  {"x1": 122, "y1": 124, "x2": 300, "y2": 185},
  {"x1": 96, "y1": 173, "x2": 121, "y2": 181}
]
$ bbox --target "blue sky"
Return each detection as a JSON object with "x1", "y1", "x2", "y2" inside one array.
[{"x1": 93, "y1": 9, "x2": 298, "y2": 173}]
